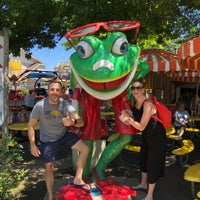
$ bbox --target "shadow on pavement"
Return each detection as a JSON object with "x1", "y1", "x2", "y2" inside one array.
[{"x1": 20, "y1": 135, "x2": 200, "y2": 200}]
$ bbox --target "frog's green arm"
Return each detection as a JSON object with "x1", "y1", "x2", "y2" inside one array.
[
  {"x1": 134, "y1": 59, "x2": 150, "y2": 80},
  {"x1": 69, "y1": 71, "x2": 77, "y2": 91}
]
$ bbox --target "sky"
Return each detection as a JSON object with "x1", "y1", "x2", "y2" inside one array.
[{"x1": 31, "y1": 37, "x2": 75, "y2": 71}]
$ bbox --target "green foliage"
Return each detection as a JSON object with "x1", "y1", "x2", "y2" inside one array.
[
  {"x1": 0, "y1": 0, "x2": 200, "y2": 54},
  {"x1": 0, "y1": 136, "x2": 28, "y2": 200}
]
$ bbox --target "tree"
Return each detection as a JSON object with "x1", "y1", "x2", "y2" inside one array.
[{"x1": 0, "y1": 0, "x2": 200, "y2": 54}]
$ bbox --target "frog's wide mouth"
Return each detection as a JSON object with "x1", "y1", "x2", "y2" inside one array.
[
  {"x1": 70, "y1": 56, "x2": 139, "y2": 100},
  {"x1": 84, "y1": 75, "x2": 128, "y2": 91}
]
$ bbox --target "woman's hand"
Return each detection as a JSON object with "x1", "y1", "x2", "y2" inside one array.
[{"x1": 119, "y1": 110, "x2": 133, "y2": 125}]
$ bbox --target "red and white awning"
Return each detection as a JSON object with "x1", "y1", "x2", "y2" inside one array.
[
  {"x1": 177, "y1": 37, "x2": 200, "y2": 71},
  {"x1": 140, "y1": 49, "x2": 180, "y2": 72}
]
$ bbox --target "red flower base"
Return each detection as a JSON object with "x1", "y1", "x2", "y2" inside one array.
[
  {"x1": 97, "y1": 179, "x2": 137, "y2": 200},
  {"x1": 55, "y1": 179, "x2": 137, "y2": 200},
  {"x1": 55, "y1": 183, "x2": 92, "y2": 200}
]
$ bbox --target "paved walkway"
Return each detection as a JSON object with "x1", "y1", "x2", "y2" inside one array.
[{"x1": 21, "y1": 135, "x2": 200, "y2": 200}]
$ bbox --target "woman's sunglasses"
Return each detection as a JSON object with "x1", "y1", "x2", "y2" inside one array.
[
  {"x1": 65, "y1": 20, "x2": 140, "y2": 49},
  {"x1": 131, "y1": 86, "x2": 143, "y2": 91}
]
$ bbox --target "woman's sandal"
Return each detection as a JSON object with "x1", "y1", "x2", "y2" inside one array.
[
  {"x1": 132, "y1": 184, "x2": 147, "y2": 191},
  {"x1": 71, "y1": 182, "x2": 91, "y2": 193}
]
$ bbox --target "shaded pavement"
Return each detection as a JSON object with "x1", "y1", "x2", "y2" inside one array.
[{"x1": 19, "y1": 134, "x2": 200, "y2": 200}]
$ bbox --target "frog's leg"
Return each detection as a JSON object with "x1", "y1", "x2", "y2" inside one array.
[
  {"x1": 82, "y1": 140, "x2": 94, "y2": 178},
  {"x1": 94, "y1": 133, "x2": 133, "y2": 180}
]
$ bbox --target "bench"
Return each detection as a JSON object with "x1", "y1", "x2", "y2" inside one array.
[
  {"x1": 185, "y1": 127, "x2": 200, "y2": 140},
  {"x1": 184, "y1": 163, "x2": 200, "y2": 199},
  {"x1": 172, "y1": 139, "x2": 194, "y2": 167},
  {"x1": 166, "y1": 127, "x2": 182, "y2": 151},
  {"x1": 197, "y1": 191, "x2": 200, "y2": 198}
]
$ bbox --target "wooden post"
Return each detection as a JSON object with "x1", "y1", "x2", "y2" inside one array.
[
  {"x1": 195, "y1": 82, "x2": 199, "y2": 116},
  {"x1": 0, "y1": 28, "x2": 9, "y2": 138}
]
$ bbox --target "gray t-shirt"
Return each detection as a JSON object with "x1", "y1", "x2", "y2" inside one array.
[{"x1": 30, "y1": 97, "x2": 76, "y2": 142}]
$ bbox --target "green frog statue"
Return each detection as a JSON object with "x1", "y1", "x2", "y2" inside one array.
[{"x1": 65, "y1": 21, "x2": 149, "y2": 180}]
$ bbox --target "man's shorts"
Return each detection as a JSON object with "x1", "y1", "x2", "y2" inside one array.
[{"x1": 40, "y1": 132, "x2": 80, "y2": 163}]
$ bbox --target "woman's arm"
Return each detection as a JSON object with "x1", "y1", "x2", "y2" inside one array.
[{"x1": 121, "y1": 101, "x2": 156, "y2": 131}]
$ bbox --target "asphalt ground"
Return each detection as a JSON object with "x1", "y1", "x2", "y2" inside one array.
[{"x1": 20, "y1": 132, "x2": 200, "y2": 200}]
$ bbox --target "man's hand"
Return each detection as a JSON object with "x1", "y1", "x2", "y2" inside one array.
[
  {"x1": 62, "y1": 112, "x2": 75, "y2": 126},
  {"x1": 30, "y1": 144, "x2": 41, "y2": 157}
]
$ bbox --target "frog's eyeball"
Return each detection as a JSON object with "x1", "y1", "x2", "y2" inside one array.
[
  {"x1": 112, "y1": 37, "x2": 128, "y2": 55},
  {"x1": 77, "y1": 41, "x2": 94, "y2": 59}
]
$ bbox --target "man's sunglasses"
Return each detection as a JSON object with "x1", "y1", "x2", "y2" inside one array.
[
  {"x1": 131, "y1": 86, "x2": 143, "y2": 91},
  {"x1": 65, "y1": 20, "x2": 140, "y2": 49}
]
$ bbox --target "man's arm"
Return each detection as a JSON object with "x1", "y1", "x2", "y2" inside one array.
[{"x1": 28, "y1": 117, "x2": 41, "y2": 157}]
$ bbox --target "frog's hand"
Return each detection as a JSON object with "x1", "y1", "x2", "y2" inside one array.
[
  {"x1": 135, "y1": 59, "x2": 150, "y2": 80},
  {"x1": 72, "y1": 86, "x2": 83, "y2": 118},
  {"x1": 69, "y1": 71, "x2": 77, "y2": 91}
]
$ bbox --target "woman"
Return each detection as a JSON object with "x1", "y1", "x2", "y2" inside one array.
[{"x1": 119, "y1": 79, "x2": 167, "y2": 200}]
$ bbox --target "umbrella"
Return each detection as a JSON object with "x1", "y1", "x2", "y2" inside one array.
[
  {"x1": 177, "y1": 36, "x2": 200, "y2": 71},
  {"x1": 140, "y1": 48, "x2": 181, "y2": 72},
  {"x1": 139, "y1": 49, "x2": 181, "y2": 103},
  {"x1": 22, "y1": 72, "x2": 56, "y2": 79}
]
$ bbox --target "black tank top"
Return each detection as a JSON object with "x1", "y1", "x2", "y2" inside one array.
[{"x1": 132, "y1": 102, "x2": 164, "y2": 136}]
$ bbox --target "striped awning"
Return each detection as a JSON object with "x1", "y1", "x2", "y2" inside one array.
[
  {"x1": 140, "y1": 49, "x2": 181, "y2": 72},
  {"x1": 177, "y1": 37, "x2": 200, "y2": 71}
]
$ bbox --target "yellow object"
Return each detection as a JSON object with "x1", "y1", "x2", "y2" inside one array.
[
  {"x1": 107, "y1": 133, "x2": 118, "y2": 142},
  {"x1": 185, "y1": 127, "x2": 200, "y2": 132},
  {"x1": 190, "y1": 116, "x2": 200, "y2": 121},
  {"x1": 197, "y1": 191, "x2": 200, "y2": 198},
  {"x1": 100, "y1": 112, "x2": 115, "y2": 116},
  {"x1": 123, "y1": 144, "x2": 141, "y2": 152},
  {"x1": 167, "y1": 134, "x2": 182, "y2": 140},
  {"x1": 9, "y1": 122, "x2": 40, "y2": 131},
  {"x1": 166, "y1": 127, "x2": 176, "y2": 136},
  {"x1": 172, "y1": 140, "x2": 194, "y2": 156},
  {"x1": 184, "y1": 163, "x2": 200, "y2": 182},
  {"x1": 0, "y1": 139, "x2": 17, "y2": 147}
]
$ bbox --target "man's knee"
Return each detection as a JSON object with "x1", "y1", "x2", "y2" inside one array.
[{"x1": 45, "y1": 162, "x2": 54, "y2": 172}]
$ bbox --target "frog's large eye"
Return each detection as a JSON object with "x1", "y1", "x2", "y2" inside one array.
[
  {"x1": 77, "y1": 41, "x2": 94, "y2": 59},
  {"x1": 112, "y1": 37, "x2": 128, "y2": 55}
]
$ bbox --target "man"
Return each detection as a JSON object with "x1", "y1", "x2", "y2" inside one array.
[
  {"x1": 28, "y1": 80, "x2": 89, "y2": 200},
  {"x1": 24, "y1": 90, "x2": 35, "y2": 111}
]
